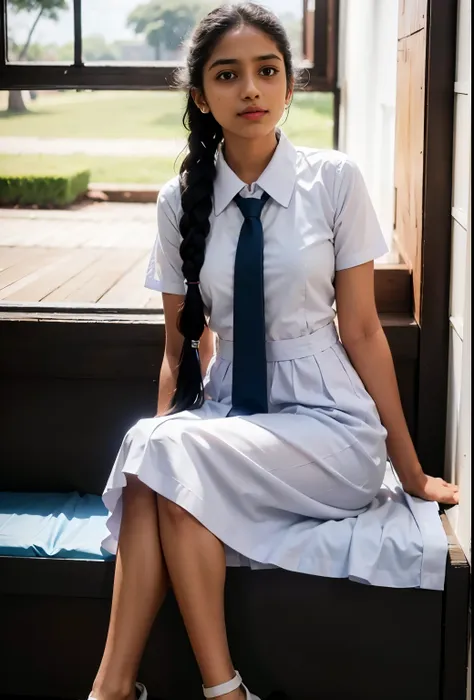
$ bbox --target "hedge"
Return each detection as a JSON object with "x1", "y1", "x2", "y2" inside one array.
[{"x1": 0, "y1": 170, "x2": 91, "y2": 207}]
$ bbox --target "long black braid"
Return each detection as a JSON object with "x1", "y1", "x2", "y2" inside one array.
[
  {"x1": 168, "y1": 102, "x2": 222, "y2": 413},
  {"x1": 168, "y1": 3, "x2": 300, "y2": 414}
]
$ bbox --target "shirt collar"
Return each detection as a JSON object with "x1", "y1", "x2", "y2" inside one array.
[{"x1": 213, "y1": 128, "x2": 297, "y2": 216}]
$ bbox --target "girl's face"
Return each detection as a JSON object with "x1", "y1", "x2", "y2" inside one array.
[{"x1": 194, "y1": 24, "x2": 292, "y2": 140}]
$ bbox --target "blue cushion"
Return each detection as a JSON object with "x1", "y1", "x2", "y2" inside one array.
[{"x1": 0, "y1": 492, "x2": 114, "y2": 560}]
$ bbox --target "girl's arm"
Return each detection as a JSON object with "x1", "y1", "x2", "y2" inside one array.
[
  {"x1": 335, "y1": 261, "x2": 459, "y2": 505},
  {"x1": 157, "y1": 293, "x2": 215, "y2": 416}
]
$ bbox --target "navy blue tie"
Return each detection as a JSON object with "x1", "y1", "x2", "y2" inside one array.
[{"x1": 229, "y1": 190, "x2": 270, "y2": 416}]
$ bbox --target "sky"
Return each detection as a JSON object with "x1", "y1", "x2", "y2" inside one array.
[{"x1": 7, "y1": 0, "x2": 301, "y2": 46}]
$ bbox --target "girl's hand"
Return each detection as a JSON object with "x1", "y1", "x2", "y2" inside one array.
[{"x1": 403, "y1": 472, "x2": 459, "y2": 505}]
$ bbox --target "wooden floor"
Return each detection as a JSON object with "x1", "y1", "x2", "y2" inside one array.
[{"x1": 0, "y1": 202, "x2": 162, "y2": 309}]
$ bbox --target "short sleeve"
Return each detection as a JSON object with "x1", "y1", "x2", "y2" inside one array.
[
  {"x1": 144, "y1": 183, "x2": 186, "y2": 295},
  {"x1": 333, "y1": 158, "x2": 389, "y2": 271}
]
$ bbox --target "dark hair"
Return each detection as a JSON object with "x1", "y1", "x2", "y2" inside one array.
[{"x1": 168, "y1": 2, "x2": 302, "y2": 414}]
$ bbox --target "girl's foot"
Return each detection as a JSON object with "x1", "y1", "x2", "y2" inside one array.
[{"x1": 88, "y1": 681, "x2": 147, "y2": 700}]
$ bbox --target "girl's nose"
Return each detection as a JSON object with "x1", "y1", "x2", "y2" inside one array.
[{"x1": 240, "y1": 75, "x2": 260, "y2": 101}]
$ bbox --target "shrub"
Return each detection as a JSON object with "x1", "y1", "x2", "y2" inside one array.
[{"x1": 0, "y1": 170, "x2": 90, "y2": 207}]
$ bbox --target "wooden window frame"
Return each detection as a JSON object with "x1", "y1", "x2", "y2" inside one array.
[
  {"x1": 412, "y1": 0, "x2": 457, "y2": 477},
  {"x1": 302, "y1": 0, "x2": 338, "y2": 92},
  {"x1": 390, "y1": 0, "x2": 457, "y2": 477}
]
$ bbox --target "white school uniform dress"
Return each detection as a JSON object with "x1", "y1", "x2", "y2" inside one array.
[{"x1": 101, "y1": 129, "x2": 447, "y2": 591}]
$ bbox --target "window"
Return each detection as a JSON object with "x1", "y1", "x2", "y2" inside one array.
[{"x1": 0, "y1": 0, "x2": 338, "y2": 94}]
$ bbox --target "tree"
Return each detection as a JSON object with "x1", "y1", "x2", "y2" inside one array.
[
  {"x1": 7, "y1": 0, "x2": 68, "y2": 112},
  {"x1": 127, "y1": 1, "x2": 209, "y2": 60}
]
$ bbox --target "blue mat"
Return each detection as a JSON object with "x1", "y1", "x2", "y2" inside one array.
[{"x1": 0, "y1": 491, "x2": 114, "y2": 560}]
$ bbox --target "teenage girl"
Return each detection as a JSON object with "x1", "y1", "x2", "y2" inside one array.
[{"x1": 89, "y1": 4, "x2": 459, "y2": 700}]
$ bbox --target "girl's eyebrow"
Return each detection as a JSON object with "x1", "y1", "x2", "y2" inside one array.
[{"x1": 208, "y1": 53, "x2": 282, "y2": 71}]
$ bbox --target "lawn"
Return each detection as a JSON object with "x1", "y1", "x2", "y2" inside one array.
[
  {"x1": 0, "y1": 89, "x2": 333, "y2": 144},
  {"x1": 0, "y1": 153, "x2": 181, "y2": 185},
  {"x1": 0, "y1": 90, "x2": 334, "y2": 184}
]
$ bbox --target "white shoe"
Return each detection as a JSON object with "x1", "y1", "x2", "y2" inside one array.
[
  {"x1": 202, "y1": 670, "x2": 260, "y2": 699},
  {"x1": 135, "y1": 683, "x2": 147, "y2": 700},
  {"x1": 88, "y1": 683, "x2": 147, "y2": 700}
]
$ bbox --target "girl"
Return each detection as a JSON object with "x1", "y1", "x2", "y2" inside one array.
[{"x1": 89, "y1": 4, "x2": 459, "y2": 700}]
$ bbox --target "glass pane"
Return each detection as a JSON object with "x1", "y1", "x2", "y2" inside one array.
[
  {"x1": 81, "y1": 1, "x2": 211, "y2": 63},
  {"x1": 61, "y1": 1, "x2": 304, "y2": 65},
  {"x1": 5, "y1": 1, "x2": 304, "y2": 65},
  {"x1": 6, "y1": 0, "x2": 73, "y2": 63},
  {"x1": 80, "y1": 2, "x2": 302, "y2": 64}
]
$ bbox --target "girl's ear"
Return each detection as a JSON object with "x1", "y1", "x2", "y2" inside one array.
[
  {"x1": 191, "y1": 88, "x2": 209, "y2": 113},
  {"x1": 286, "y1": 79, "x2": 294, "y2": 107}
]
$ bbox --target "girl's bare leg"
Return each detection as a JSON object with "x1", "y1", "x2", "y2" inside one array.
[
  {"x1": 158, "y1": 497, "x2": 245, "y2": 700},
  {"x1": 91, "y1": 476, "x2": 169, "y2": 700}
]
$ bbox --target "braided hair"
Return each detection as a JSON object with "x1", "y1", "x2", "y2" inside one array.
[{"x1": 169, "y1": 2, "x2": 301, "y2": 414}]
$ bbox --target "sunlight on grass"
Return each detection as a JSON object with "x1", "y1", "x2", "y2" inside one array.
[
  {"x1": 0, "y1": 153, "x2": 181, "y2": 185},
  {"x1": 0, "y1": 89, "x2": 333, "y2": 147},
  {"x1": 0, "y1": 91, "x2": 186, "y2": 140}
]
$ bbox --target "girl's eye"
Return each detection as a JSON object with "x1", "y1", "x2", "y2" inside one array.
[
  {"x1": 261, "y1": 67, "x2": 278, "y2": 77},
  {"x1": 217, "y1": 71, "x2": 235, "y2": 81}
]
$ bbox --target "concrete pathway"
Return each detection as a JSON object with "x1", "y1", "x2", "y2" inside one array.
[{"x1": 0, "y1": 136, "x2": 187, "y2": 157}]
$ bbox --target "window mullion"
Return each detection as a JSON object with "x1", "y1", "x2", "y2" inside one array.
[
  {"x1": 312, "y1": 0, "x2": 329, "y2": 78},
  {"x1": 73, "y1": 0, "x2": 83, "y2": 67},
  {"x1": 0, "y1": 0, "x2": 7, "y2": 65}
]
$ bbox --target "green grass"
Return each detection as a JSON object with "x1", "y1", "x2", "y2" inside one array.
[
  {"x1": 0, "y1": 153, "x2": 181, "y2": 185},
  {"x1": 0, "y1": 90, "x2": 333, "y2": 146},
  {"x1": 281, "y1": 92, "x2": 334, "y2": 147}
]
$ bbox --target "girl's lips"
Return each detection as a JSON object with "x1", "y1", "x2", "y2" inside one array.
[{"x1": 239, "y1": 110, "x2": 268, "y2": 120}]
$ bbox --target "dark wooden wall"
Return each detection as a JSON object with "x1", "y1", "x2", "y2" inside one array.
[{"x1": 0, "y1": 311, "x2": 419, "y2": 494}]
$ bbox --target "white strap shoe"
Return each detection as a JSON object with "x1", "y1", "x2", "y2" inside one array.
[
  {"x1": 203, "y1": 670, "x2": 260, "y2": 699},
  {"x1": 88, "y1": 682, "x2": 147, "y2": 700},
  {"x1": 135, "y1": 683, "x2": 147, "y2": 700}
]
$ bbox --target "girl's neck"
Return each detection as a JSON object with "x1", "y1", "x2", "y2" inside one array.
[{"x1": 222, "y1": 129, "x2": 278, "y2": 186}]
